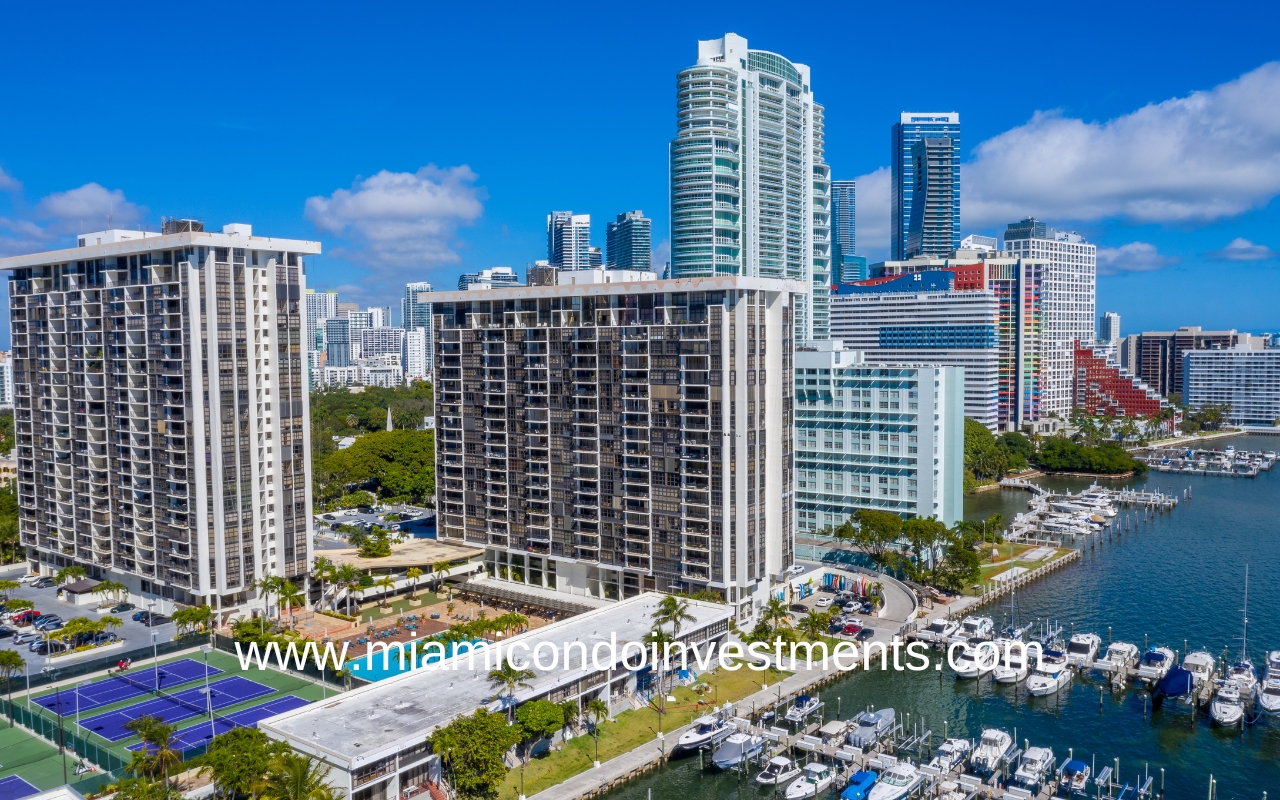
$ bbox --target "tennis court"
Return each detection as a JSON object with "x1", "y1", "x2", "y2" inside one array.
[
  {"x1": 34, "y1": 658, "x2": 223, "y2": 717},
  {"x1": 77, "y1": 675, "x2": 274, "y2": 741},
  {"x1": 128, "y1": 695, "x2": 311, "y2": 754},
  {"x1": 0, "y1": 776, "x2": 39, "y2": 800}
]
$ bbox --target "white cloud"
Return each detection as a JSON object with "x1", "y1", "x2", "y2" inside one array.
[
  {"x1": 1097, "y1": 242, "x2": 1180, "y2": 274},
  {"x1": 0, "y1": 168, "x2": 20, "y2": 192},
  {"x1": 965, "y1": 61, "x2": 1280, "y2": 228},
  {"x1": 305, "y1": 165, "x2": 485, "y2": 270},
  {"x1": 1205, "y1": 237, "x2": 1277, "y2": 261},
  {"x1": 851, "y1": 167, "x2": 891, "y2": 261},
  {"x1": 651, "y1": 239, "x2": 670, "y2": 271},
  {"x1": 0, "y1": 176, "x2": 147, "y2": 256}
]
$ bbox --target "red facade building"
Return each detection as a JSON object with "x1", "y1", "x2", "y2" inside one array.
[{"x1": 1073, "y1": 341, "x2": 1165, "y2": 417}]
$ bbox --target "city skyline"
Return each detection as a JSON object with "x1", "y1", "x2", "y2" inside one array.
[{"x1": 0, "y1": 5, "x2": 1279, "y2": 338}]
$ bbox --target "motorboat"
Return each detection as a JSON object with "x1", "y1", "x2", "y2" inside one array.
[
  {"x1": 970, "y1": 728, "x2": 1014, "y2": 778},
  {"x1": 935, "y1": 781, "x2": 966, "y2": 800},
  {"x1": 784, "y1": 695, "x2": 822, "y2": 724},
  {"x1": 1065, "y1": 633, "x2": 1101, "y2": 668},
  {"x1": 992, "y1": 641, "x2": 1032, "y2": 684},
  {"x1": 847, "y1": 708, "x2": 896, "y2": 749},
  {"x1": 914, "y1": 617, "x2": 959, "y2": 645},
  {"x1": 756, "y1": 755, "x2": 802, "y2": 786},
  {"x1": 1095, "y1": 641, "x2": 1139, "y2": 674},
  {"x1": 710, "y1": 731, "x2": 764, "y2": 769},
  {"x1": 1210, "y1": 680, "x2": 1247, "y2": 726},
  {"x1": 1226, "y1": 660, "x2": 1258, "y2": 696},
  {"x1": 840, "y1": 770, "x2": 879, "y2": 800},
  {"x1": 784, "y1": 762, "x2": 835, "y2": 800},
  {"x1": 1181, "y1": 651, "x2": 1215, "y2": 691},
  {"x1": 953, "y1": 639, "x2": 998, "y2": 679},
  {"x1": 1011, "y1": 746, "x2": 1055, "y2": 793},
  {"x1": 866, "y1": 762, "x2": 924, "y2": 800},
  {"x1": 1057, "y1": 759, "x2": 1091, "y2": 796},
  {"x1": 926, "y1": 738, "x2": 971, "y2": 772},
  {"x1": 947, "y1": 616, "x2": 993, "y2": 645},
  {"x1": 1136, "y1": 647, "x2": 1175, "y2": 684},
  {"x1": 1266, "y1": 650, "x2": 1280, "y2": 680},
  {"x1": 1027, "y1": 650, "x2": 1072, "y2": 696},
  {"x1": 1153, "y1": 667, "x2": 1196, "y2": 705},
  {"x1": 675, "y1": 716, "x2": 730, "y2": 752},
  {"x1": 1257, "y1": 678, "x2": 1280, "y2": 714}
]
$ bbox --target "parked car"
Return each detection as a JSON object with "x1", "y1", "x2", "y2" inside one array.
[
  {"x1": 14, "y1": 632, "x2": 42, "y2": 645},
  {"x1": 855, "y1": 628, "x2": 876, "y2": 642},
  {"x1": 32, "y1": 578, "x2": 55, "y2": 589},
  {"x1": 842, "y1": 622, "x2": 864, "y2": 636},
  {"x1": 11, "y1": 610, "x2": 41, "y2": 626},
  {"x1": 110, "y1": 603, "x2": 135, "y2": 614},
  {"x1": 131, "y1": 610, "x2": 148, "y2": 621},
  {"x1": 0, "y1": 627, "x2": 14, "y2": 639},
  {"x1": 815, "y1": 596, "x2": 834, "y2": 609},
  {"x1": 144, "y1": 614, "x2": 171, "y2": 627},
  {"x1": 19, "y1": 574, "x2": 41, "y2": 585},
  {"x1": 30, "y1": 641, "x2": 49, "y2": 655},
  {"x1": 92, "y1": 632, "x2": 118, "y2": 645},
  {"x1": 33, "y1": 616, "x2": 63, "y2": 630},
  {"x1": 784, "y1": 564, "x2": 807, "y2": 576}
]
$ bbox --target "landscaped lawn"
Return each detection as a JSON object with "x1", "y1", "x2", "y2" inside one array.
[
  {"x1": 500, "y1": 663, "x2": 790, "y2": 798},
  {"x1": 356, "y1": 592, "x2": 445, "y2": 621}
]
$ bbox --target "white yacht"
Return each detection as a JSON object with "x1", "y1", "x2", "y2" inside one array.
[
  {"x1": 970, "y1": 729, "x2": 1014, "y2": 778},
  {"x1": 1257, "y1": 678, "x2": 1280, "y2": 715},
  {"x1": 711, "y1": 732, "x2": 764, "y2": 769},
  {"x1": 784, "y1": 762, "x2": 834, "y2": 800},
  {"x1": 756, "y1": 756, "x2": 802, "y2": 786},
  {"x1": 1027, "y1": 649, "x2": 1073, "y2": 696},
  {"x1": 1227, "y1": 660, "x2": 1258, "y2": 696},
  {"x1": 784, "y1": 695, "x2": 822, "y2": 724},
  {"x1": 1266, "y1": 650, "x2": 1280, "y2": 680},
  {"x1": 866, "y1": 763, "x2": 924, "y2": 800},
  {"x1": 992, "y1": 642, "x2": 1031, "y2": 684},
  {"x1": 1181, "y1": 651, "x2": 1216, "y2": 691},
  {"x1": 1136, "y1": 647, "x2": 1176, "y2": 684},
  {"x1": 1011, "y1": 746, "x2": 1056, "y2": 793},
  {"x1": 675, "y1": 716, "x2": 730, "y2": 752},
  {"x1": 1065, "y1": 633, "x2": 1101, "y2": 668},
  {"x1": 915, "y1": 617, "x2": 959, "y2": 645},
  {"x1": 927, "y1": 738, "x2": 971, "y2": 772},
  {"x1": 1210, "y1": 680, "x2": 1247, "y2": 726},
  {"x1": 1095, "y1": 641, "x2": 1139, "y2": 674},
  {"x1": 947, "y1": 616, "x2": 993, "y2": 645},
  {"x1": 953, "y1": 640, "x2": 998, "y2": 679},
  {"x1": 847, "y1": 708, "x2": 896, "y2": 749}
]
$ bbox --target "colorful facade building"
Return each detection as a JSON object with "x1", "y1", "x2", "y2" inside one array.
[{"x1": 1072, "y1": 341, "x2": 1166, "y2": 418}]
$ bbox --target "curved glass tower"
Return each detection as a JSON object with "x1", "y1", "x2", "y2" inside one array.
[{"x1": 671, "y1": 33, "x2": 830, "y2": 341}]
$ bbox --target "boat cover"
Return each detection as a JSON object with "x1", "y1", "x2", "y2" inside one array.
[
  {"x1": 1156, "y1": 667, "x2": 1195, "y2": 698},
  {"x1": 1062, "y1": 759, "x2": 1088, "y2": 775}
]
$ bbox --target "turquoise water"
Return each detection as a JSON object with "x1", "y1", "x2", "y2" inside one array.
[
  {"x1": 598, "y1": 435, "x2": 1280, "y2": 800},
  {"x1": 346, "y1": 638, "x2": 484, "y2": 681}
]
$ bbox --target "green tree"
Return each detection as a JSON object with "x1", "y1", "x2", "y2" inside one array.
[
  {"x1": 795, "y1": 609, "x2": 831, "y2": 642},
  {"x1": 901, "y1": 517, "x2": 946, "y2": 581},
  {"x1": 262, "y1": 751, "x2": 342, "y2": 800},
  {"x1": 487, "y1": 660, "x2": 535, "y2": 722},
  {"x1": 125, "y1": 715, "x2": 182, "y2": 786},
  {"x1": 428, "y1": 708, "x2": 518, "y2": 800},
  {"x1": 374, "y1": 575, "x2": 396, "y2": 608},
  {"x1": 322, "y1": 429, "x2": 435, "y2": 503},
  {"x1": 935, "y1": 536, "x2": 983, "y2": 593},
  {"x1": 334, "y1": 564, "x2": 361, "y2": 617},
  {"x1": 405, "y1": 567, "x2": 424, "y2": 599},
  {"x1": 172, "y1": 606, "x2": 213, "y2": 636},
  {"x1": 759, "y1": 596, "x2": 792, "y2": 630},
  {"x1": 0, "y1": 648, "x2": 22, "y2": 726},
  {"x1": 432, "y1": 560, "x2": 453, "y2": 594},
  {"x1": 311, "y1": 557, "x2": 334, "y2": 612},
  {"x1": 585, "y1": 697, "x2": 610, "y2": 730},
  {"x1": 652, "y1": 595, "x2": 695, "y2": 636},
  {"x1": 515, "y1": 699, "x2": 564, "y2": 762},
  {"x1": 194, "y1": 727, "x2": 289, "y2": 800},
  {"x1": 853, "y1": 509, "x2": 904, "y2": 572},
  {"x1": 54, "y1": 565, "x2": 87, "y2": 586}
]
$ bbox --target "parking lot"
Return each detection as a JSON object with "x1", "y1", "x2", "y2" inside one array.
[
  {"x1": 313, "y1": 505, "x2": 436, "y2": 549},
  {"x1": 0, "y1": 567, "x2": 176, "y2": 669}
]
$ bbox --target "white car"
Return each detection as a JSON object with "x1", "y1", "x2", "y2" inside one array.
[
  {"x1": 784, "y1": 564, "x2": 807, "y2": 576},
  {"x1": 19, "y1": 574, "x2": 41, "y2": 585},
  {"x1": 815, "y1": 596, "x2": 834, "y2": 609}
]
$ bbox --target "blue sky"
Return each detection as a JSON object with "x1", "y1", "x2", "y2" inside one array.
[{"x1": 1, "y1": 0, "x2": 1279, "y2": 344}]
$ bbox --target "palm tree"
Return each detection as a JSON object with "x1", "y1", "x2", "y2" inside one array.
[
  {"x1": 125, "y1": 715, "x2": 181, "y2": 786},
  {"x1": 277, "y1": 582, "x2": 304, "y2": 628},
  {"x1": 333, "y1": 564, "x2": 360, "y2": 617},
  {"x1": 374, "y1": 575, "x2": 395, "y2": 608},
  {"x1": 487, "y1": 660, "x2": 535, "y2": 722},
  {"x1": 0, "y1": 519, "x2": 18, "y2": 564},
  {"x1": 759, "y1": 596, "x2": 792, "y2": 630},
  {"x1": 431, "y1": 560, "x2": 452, "y2": 594},
  {"x1": 558, "y1": 699, "x2": 580, "y2": 737},
  {"x1": 652, "y1": 595, "x2": 696, "y2": 637},
  {"x1": 257, "y1": 575, "x2": 283, "y2": 621},
  {"x1": 644, "y1": 626, "x2": 676, "y2": 708},
  {"x1": 0, "y1": 579, "x2": 18, "y2": 601},
  {"x1": 0, "y1": 648, "x2": 22, "y2": 726},
  {"x1": 585, "y1": 697, "x2": 610, "y2": 730},
  {"x1": 54, "y1": 565, "x2": 87, "y2": 586},
  {"x1": 405, "y1": 567, "x2": 423, "y2": 599},
  {"x1": 99, "y1": 615, "x2": 123, "y2": 638},
  {"x1": 795, "y1": 610, "x2": 830, "y2": 642},
  {"x1": 311, "y1": 557, "x2": 333, "y2": 611},
  {"x1": 262, "y1": 752, "x2": 341, "y2": 800}
]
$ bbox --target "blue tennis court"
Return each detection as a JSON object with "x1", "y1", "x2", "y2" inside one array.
[
  {"x1": 77, "y1": 676, "x2": 274, "y2": 742},
  {"x1": 0, "y1": 775, "x2": 40, "y2": 800},
  {"x1": 34, "y1": 659, "x2": 223, "y2": 716},
  {"x1": 128, "y1": 695, "x2": 311, "y2": 754}
]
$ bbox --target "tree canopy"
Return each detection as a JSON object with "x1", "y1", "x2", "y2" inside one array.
[
  {"x1": 316, "y1": 429, "x2": 435, "y2": 506},
  {"x1": 429, "y1": 708, "x2": 520, "y2": 800}
]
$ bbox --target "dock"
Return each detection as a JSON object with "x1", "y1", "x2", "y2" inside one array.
[{"x1": 1135, "y1": 446, "x2": 1276, "y2": 477}]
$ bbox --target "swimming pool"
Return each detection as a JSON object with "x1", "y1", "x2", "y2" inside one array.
[{"x1": 344, "y1": 638, "x2": 486, "y2": 681}]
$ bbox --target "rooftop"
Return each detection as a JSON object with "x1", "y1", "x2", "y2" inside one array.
[
  {"x1": 421, "y1": 275, "x2": 806, "y2": 305},
  {"x1": 321, "y1": 538, "x2": 483, "y2": 571},
  {"x1": 259, "y1": 593, "x2": 731, "y2": 769}
]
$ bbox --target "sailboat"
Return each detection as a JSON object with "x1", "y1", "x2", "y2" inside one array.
[{"x1": 1225, "y1": 565, "x2": 1258, "y2": 696}]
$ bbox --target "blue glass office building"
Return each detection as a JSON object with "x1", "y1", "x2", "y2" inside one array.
[{"x1": 891, "y1": 113, "x2": 960, "y2": 260}]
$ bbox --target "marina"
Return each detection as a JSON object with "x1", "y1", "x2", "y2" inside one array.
[
  {"x1": 1134, "y1": 445, "x2": 1277, "y2": 477},
  {"x1": 593, "y1": 435, "x2": 1280, "y2": 800}
]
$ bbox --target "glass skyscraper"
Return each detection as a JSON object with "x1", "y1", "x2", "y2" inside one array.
[
  {"x1": 891, "y1": 112, "x2": 960, "y2": 260},
  {"x1": 670, "y1": 33, "x2": 831, "y2": 341},
  {"x1": 831, "y1": 180, "x2": 859, "y2": 284},
  {"x1": 605, "y1": 210, "x2": 652, "y2": 270}
]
